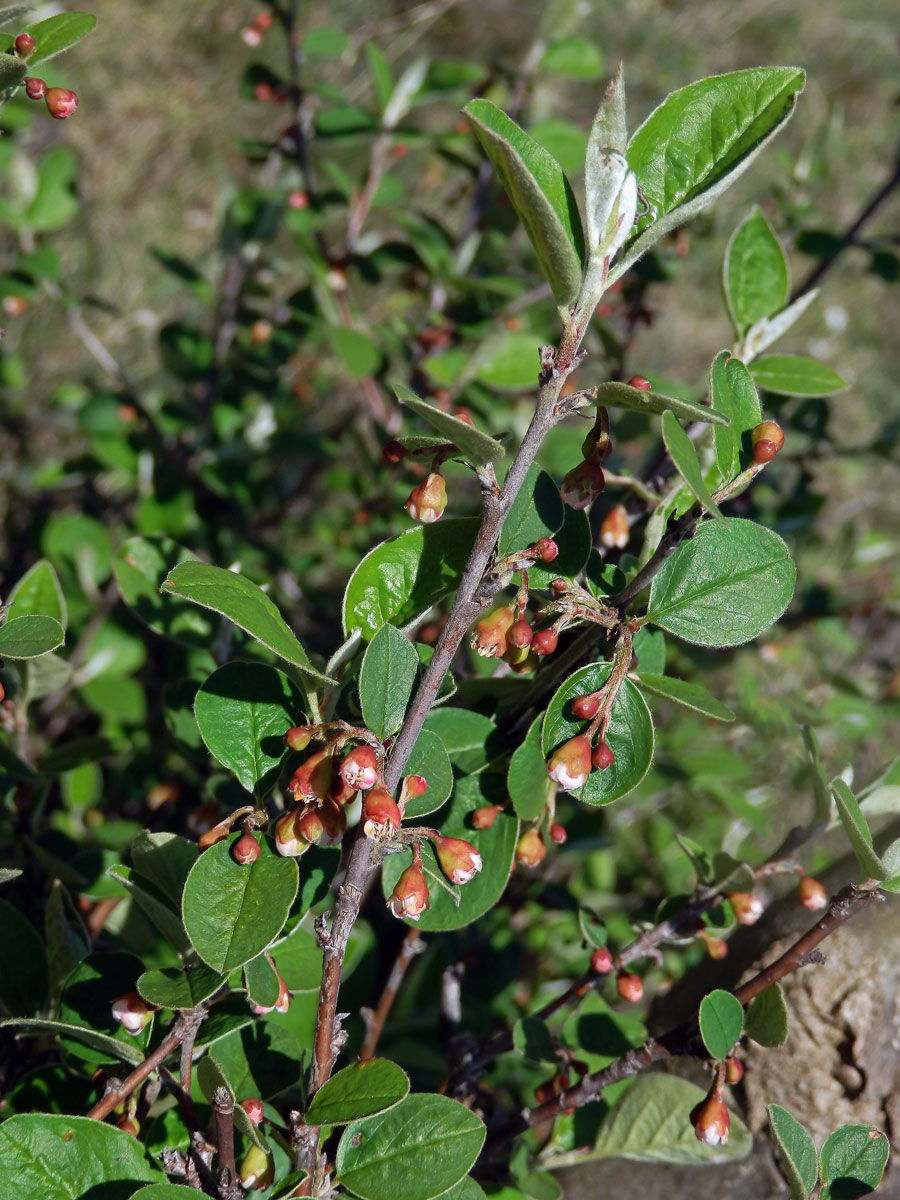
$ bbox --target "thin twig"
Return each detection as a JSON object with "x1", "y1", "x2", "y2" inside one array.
[
  {"x1": 86, "y1": 1018, "x2": 187, "y2": 1122},
  {"x1": 359, "y1": 927, "x2": 426, "y2": 1060}
]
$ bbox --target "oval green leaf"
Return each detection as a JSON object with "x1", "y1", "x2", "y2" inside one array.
[
  {"x1": 528, "y1": 505, "x2": 592, "y2": 588},
  {"x1": 634, "y1": 674, "x2": 735, "y2": 721},
  {"x1": 498, "y1": 464, "x2": 564, "y2": 557},
  {"x1": 710, "y1": 351, "x2": 762, "y2": 483},
  {"x1": 132, "y1": 1186, "x2": 207, "y2": 1199},
  {"x1": 646, "y1": 518, "x2": 795, "y2": 647},
  {"x1": 194, "y1": 662, "x2": 305, "y2": 797},
  {"x1": 400, "y1": 728, "x2": 454, "y2": 820},
  {"x1": 244, "y1": 952, "x2": 280, "y2": 1009},
  {"x1": 25, "y1": 12, "x2": 96, "y2": 65},
  {"x1": 209, "y1": 1021, "x2": 300, "y2": 1100},
  {"x1": 508, "y1": 715, "x2": 550, "y2": 821},
  {"x1": 724, "y1": 208, "x2": 790, "y2": 337},
  {"x1": 114, "y1": 536, "x2": 217, "y2": 647},
  {"x1": 423, "y1": 707, "x2": 503, "y2": 776},
  {"x1": 307, "y1": 1059, "x2": 410, "y2": 1125},
  {"x1": 0, "y1": 614, "x2": 64, "y2": 659},
  {"x1": 182, "y1": 834, "x2": 298, "y2": 974},
  {"x1": 820, "y1": 1125, "x2": 889, "y2": 1197},
  {"x1": 591, "y1": 379, "x2": 729, "y2": 427},
  {"x1": 336, "y1": 1093, "x2": 486, "y2": 1200},
  {"x1": 752, "y1": 354, "x2": 846, "y2": 396},
  {"x1": 6, "y1": 559, "x2": 66, "y2": 628},
  {"x1": 831, "y1": 780, "x2": 885, "y2": 880},
  {"x1": 394, "y1": 383, "x2": 505, "y2": 465},
  {"x1": 542, "y1": 664, "x2": 654, "y2": 805},
  {"x1": 360, "y1": 623, "x2": 419, "y2": 738},
  {"x1": 137, "y1": 962, "x2": 225, "y2": 1010},
  {"x1": 767, "y1": 1104, "x2": 819, "y2": 1200},
  {"x1": 661, "y1": 411, "x2": 724, "y2": 520},
  {"x1": 0, "y1": 1017, "x2": 144, "y2": 1068},
  {"x1": 744, "y1": 982, "x2": 789, "y2": 1047},
  {"x1": 698, "y1": 989, "x2": 744, "y2": 1060}
]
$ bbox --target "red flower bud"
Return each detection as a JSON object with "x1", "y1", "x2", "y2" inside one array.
[
  {"x1": 515, "y1": 829, "x2": 546, "y2": 868},
  {"x1": 405, "y1": 472, "x2": 447, "y2": 523},
  {"x1": 691, "y1": 1093, "x2": 730, "y2": 1145},
  {"x1": 590, "y1": 946, "x2": 613, "y2": 975},
  {"x1": 699, "y1": 929, "x2": 728, "y2": 959},
  {"x1": 534, "y1": 537, "x2": 558, "y2": 562},
  {"x1": 14, "y1": 33, "x2": 35, "y2": 57},
  {"x1": 751, "y1": 421, "x2": 784, "y2": 465},
  {"x1": 471, "y1": 606, "x2": 515, "y2": 659},
  {"x1": 383, "y1": 439, "x2": 408, "y2": 463},
  {"x1": 627, "y1": 375, "x2": 652, "y2": 390},
  {"x1": 288, "y1": 189, "x2": 309, "y2": 210},
  {"x1": 572, "y1": 693, "x2": 601, "y2": 720},
  {"x1": 729, "y1": 892, "x2": 764, "y2": 926},
  {"x1": 550, "y1": 577, "x2": 568, "y2": 593},
  {"x1": 616, "y1": 972, "x2": 643, "y2": 1003},
  {"x1": 532, "y1": 629, "x2": 558, "y2": 656},
  {"x1": 471, "y1": 804, "x2": 502, "y2": 829},
  {"x1": 341, "y1": 744, "x2": 379, "y2": 791},
  {"x1": 24, "y1": 76, "x2": 46, "y2": 99},
  {"x1": 254, "y1": 81, "x2": 274, "y2": 102},
  {"x1": 255, "y1": 12, "x2": 274, "y2": 31},
  {"x1": 401, "y1": 774, "x2": 428, "y2": 802},
  {"x1": 296, "y1": 805, "x2": 326, "y2": 846},
  {"x1": 233, "y1": 831, "x2": 261, "y2": 865},
  {"x1": 433, "y1": 835, "x2": 482, "y2": 885},
  {"x1": 112, "y1": 991, "x2": 155, "y2": 1035},
  {"x1": 284, "y1": 725, "x2": 314, "y2": 752},
  {"x1": 560, "y1": 460, "x2": 606, "y2": 510},
  {"x1": 599, "y1": 504, "x2": 630, "y2": 550},
  {"x1": 289, "y1": 747, "x2": 333, "y2": 802},
  {"x1": 547, "y1": 735, "x2": 592, "y2": 791},
  {"x1": 388, "y1": 863, "x2": 430, "y2": 921},
  {"x1": 508, "y1": 618, "x2": 533, "y2": 649},
  {"x1": 592, "y1": 741, "x2": 615, "y2": 771},
  {"x1": 274, "y1": 809, "x2": 306, "y2": 857},
  {"x1": 549, "y1": 821, "x2": 567, "y2": 844},
  {"x1": 725, "y1": 1056, "x2": 743, "y2": 1086},
  {"x1": 363, "y1": 787, "x2": 402, "y2": 836},
  {"x1": 798, "y1": 874, "x2": 827, "y2": 911},
  {"x1": 240, "y1": 1097, "x2": 264, "y2": 1126},
  {"x1": 44, "y1": 87, "x2": 78, "y2": 120}
]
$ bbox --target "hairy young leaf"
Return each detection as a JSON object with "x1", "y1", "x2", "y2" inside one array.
[
  {"x1": 744, "y1": 983, "x2": 789, "y2": 1047},
  {"x1": 752, "y1": 354, "x2": 846, "y2": 396},
  {"x1": 343, "y1": 518, "x2": 479, "y2": 639},
  {"x1": 710, "y1": 351, "x2": 762, "y2": 483},
  {"x1": 194, "y1": 662, "x2": 304, "y2": 797},
  {"x1": 360, "y1": 623, "x2": 419, "y2": 738},
  {"x1": 698, "y1": 989, "x2": 744, "y2": 1060},
  {"x1": 401, "y1": 728, "x2": 454, "y2": 819},
  {"x1": 634, "y1": 674, "x2": 735, "y2": 721},
  {"x1": 6, "y1": 560, "x2": 66, "y2": 629},
  {"x1": 115, "y1": 536, "x2": 217, "y2": 647},
  {"x1": 767, "y1": 1104, "x2": 819, "y2": 1200},
  {"x1": 831, "y1": 779, "x2": 886, "y2": 880},
  {"x1": 819, "y1": 1125, "x2": 889, "y2": 1198},
  {"x1": 394, "y1": 383, "x2": 505, "y2": 465},
  {"x1": 0, "y1": 614, "x2": 64, "y2": 659},
  {"x1": 590, "y1": 380, "x2": 729, "y2": 426},
  {"x1": 542, "y1": 664, "x2": 654, "y2": 805},
  {"x1": 336, "y1": 1093, "x2": 486, "y2": 1200},
  {"x1": 646, "y1": 518, "x2": 795, "y2": 647},
  {"x1": 724, "y1": 208, "x2": 789, "y2": 337},
  {"x1": 1, "y1": 1018, "x2": 144, "y2": 1067},
  {"x1": 182, "y1": 834, "x2": 298, "y2": 974},
  {"x1": 661, "y1": 411, "x2": 724, "y2": 520},
  {"x1": 24, "y1": 12, "x2": 96, "y2": 65},
  {"x1": 498, "y1": 464, "x2": 565, "y2": 556},
  {"x1": 306, "y1": 1059, "x2": 410, "y2": 1125},
  {"x1": 162, "y1": 561, "x2": 333, "y2": 684},
  {"x1": 137, "y1": 962, "x2": 225, "y2": 1010},
  {"x1": 463, "y1": 99, "x2": 584, "y2": 306}
]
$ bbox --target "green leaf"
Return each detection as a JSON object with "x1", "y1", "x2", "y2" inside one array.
[
  {"x1": 646, "y1": 518, "x2": 795, "y2": 647},
  {"x1": 661, "y1": 411, "x2": 724, "y2": 520},
  {"x1": 0, "y1": 52, "x2": 25, "y2": 91},
  {"x1": 5, "y1": 559, "x2": 66, "y2": 629},
  {"x1": 632, "y1": 627, "x2": 666, "y2": 674},
  {"x1": 499, "y1": 464, "x2": 564, "y2": 556},
  {"x1": 676, "y1": 834, "x2": 712, "y2": 884},
  {"x1": 394, "y1": 383, "x2": 505, "y2": 465},
  {"x1": 270, "y1": 924, "x2": 322, "y2": 993},
  {"x1": 529, "y1": 119, "x2": 588, "y2": 174},
  {"x1": 540, "y1": 37, "x2": 603, "y2": 79},
  {"x1": 365, "y1": 40, "x2": 394, "y2": 112},
  {"x1": 382, "y1": 774, "x2": 518, "y2": 931},
  {"x1": 195, "y1": 1054, "x2": 268, "y2": 1150},
  {"x1": 106, "y1": 864, "x2": 192, "y2": 953},
  {"x1": 542, "y1": 664, "x2": 655, "y2": 805},
  {"x1": 24, "y1": 12, "x2": 96, "y2": 64},
  {"x1": 132, "y1": 1186, "x2": 210, "y2": 1199},
  {"x1": 767, "y1": 1104, "x2": 819, "y2": 1200},
  {"x1": 137, "y1": 962, "x2": 225, "y2": 1010},
  {"x1": 162, "y1": 561, "x2": 334, "y2": 685},
  {"x1": 307, "y1": 1059, "x2": 410, "y2": 1125},
  {"x1": 710, "y1": 351, "x2": 762, "y2": 483},
  {"x1": 244, "y1": 952, "x2": 280, "y2": 1009},
  {"x1": 578, "y1": 906, "x2": 608, "y2": 950},
  {"x1": 819, "y1": 1125, "x2": 889, "y2": 1198},
  {"x1": 57, "y1": 951, "x2": 151, "y2": 1064},
  {"x1": 423, "y1": 707, "x2": 503, "y2": 776},
  {"x1": 711, "y1": 852, "x2": 755, "y2": 894},
  {"x1": 44, "y1": 881, "x2": 90, "y2": 997},
  {"x1": 634, "y1": 673, "x2": 735, "y2": 721},
  {"x1": 0, "y1": 614, "x2": 64, "y2": 659},
  {"x1": 336, "y1": 1093, "x2": 486, "y2": 1200},
  {"x1": 400, "y1": 728, "x2": 454, "y2": 820},
  {"x1": 182, "y1": 835, "x2": 298, "y2": 974},
  {"x1": 513, "y1": 1016, "x2": 557, "y2": 1064},
  {"x1": 209, "y1": 1022, "x2": 300, "y2": 1100},
  {"x1": 131, "y1": 830, "x2": 198, "y2": 900},
  {"x1": 114, "y1": 536, "x2": 217, "y2": 648},
  {"x1": 590, "y1": 379, "x2": 729, "y2": 426},
  {"x1": 331, "y1": 326, "x2": 382, "y2": 379},
  {"x1": 1, "y1": 1018, "x2": 144, "y2": 1067},
  {"x1": 343, "y1": 519, "x2": 479, "y2": 640},
  {"x1": 463, "y1": 99, "x2": 584, "y2": 306},
  {"x1": 831, "y1": 779, "x2": 886, "y2": 880},
  {"x1": 744, "y1": 983, "x2": 789, "y2": 1047},
  {"x1": 698, "y1": 989, "x2": 744, "y2": 1060},
  {"x1": 724, "y1": 208, "x2": 790, "y2": 337},
  {"x1": 360, "y1": 623, "x2": 419, "y2": 738},
  {"x1": 194, "y1": 662, "x2": 304, "y2": 798},
  {"x1": 752, "y1": 354, "x2": 847, "y2": 396},
  {"x1": 527, "y1": 505, "x2": 592, "y2": 588},
  {"x1": 0, "y1": 1114, "x2": 160, "y2": 1199},
  {"x1": 0, "y1": 900, "x2": 48, "y2": 1016},
  {"x1": 625, "y1": 68, "x2": 805, "y2": 252},
  {"x1": 508, "y1": 715, "x2": 550, "y2": 821},
  {"x1": 569, "y1": 1073, "x2": 751, "y2": 1165},
  {"x1": 474, "y1": 330, "x2": 542, "y2": 390},
  {"x1": 802, "y1": 726, "x2": 832, "y2": 825},
  {"x1": 0, "y1": 7, "x2": 36, "y2": 30}
]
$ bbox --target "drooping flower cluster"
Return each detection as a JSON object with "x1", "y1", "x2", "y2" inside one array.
[{"x1": 386, "y1": 833, "x2": 483, "y2": 922}]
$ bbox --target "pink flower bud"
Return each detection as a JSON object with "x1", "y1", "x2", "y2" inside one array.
[
  {"x1": 729, "y1": 892, "x2": 764, "y2": 926},
  {"x1": 383, "y1": 439, "x2": 407, "y2": 463},
  {"x1": 405, "y1": 472, "x2": 447, "y2": 523},
  {"x1": 233, "y1": 831, "x2": 261, "y2": 865},
  {"x1": 699, "y1": 929, "x2": 728, "y2": 959},
  {"x1": 798, "y1": 875, "x2": 827, "y2": 911},
  {"x1": 112, "y1": 991, "x2": 154, "y2": 1035},
  {"x1": 590, "y1": 946, "x2": 613, "y2": 975},
  {"x1": 600, "y1": 504, "x2": 630, "y2": 550},
  {"x1": 341, "y1": 744, "x2": 379, "y2": 791},
  {"x1": 471, "y1": 804, "x2": 502, "y2": 829},
  {"x1": 289, "y1": 747, "x2": 333, "y2": 802},
  {"x1": 24, "y1": 76, "x2": 46, "y2": 99},
  {"x1": 284, "y1": 725, "x2": 314, "y2": 751},
  {"x1": 14, "y1": 33, "x2": 35, "y2": 58},
  {"x1": 330, "y1": 772, "x2": 356, "y2": 805},
  {"x1": 403, "y1": 774, "x2": 428, "y2": 799},
  {"x1": 534, "y1": 537, "x2": 558, "y2": 562},
  {"x1": 44, "y1": 87, "x2": 78, "y2": 120},
  {"x1": 240, "y1": 25, "x2": 263, "y2": 47},
  {"x1": 592, "y1": 741, "x2": 615, "y2": 771},
  {"x1": 363, "y1": 787, "x2": 402, "y2": 836},
  {"x1": 274, "y1": 809, "x2": 306, "y2": 857},
  {"x1": 725, "y1": 1056, "x2": 743, "y2": 1086},
  {"x1": 616, "y1": 972, "x2": 643, "y2": 1003},
  {"x1": 560, "y1": 460, "x2": 605, "y2": 510},
  {"x1": 549, "y1": 821, "x2": 567, "y2": 845},
  {"x1": 296, "y1": 805, "x2": 326, "y2": 846},
  {"x1": 317, "y1": 798, "x2": 346, "y2": 845},
  {"x1": 547, "y1": 735, "x2": 592, "y2": 792},
  {"x1": 470, "y1": 606, "x2": 515, "y2": 659},
  {"x1": 433, "y1": 835, "x2": 482, "y2": 885},
  {"x1": 691, "y1": 1093, "x2": 730, "y2": 1145},
  {"x1": 627, "y1": 375, "x2": 652, "y2": 391},
  {"x1": 508, "y1": 619, "x2": 533, "y2": 649},
  {"x1": 274, "y1": 973, "x2": 291, "y2": 1013},
  {"x1": 388, "y1": 863, "x2": 430, "y2": 921},
  {"x1": 288, "y1": 189, "x2": 309, "y2": 210},
  {"x1": 240, "y1": 1098, "x2": 264, "y2": 1126},
  {"x1": 572, "y1": 693, "x2": 601, "y2": 720},
  {"x1": 515, "y1": 829, "x2": 546, "y2": 868},
  {"x1": 532, "y1": 629, "x2": 558, "y2": 656}
]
